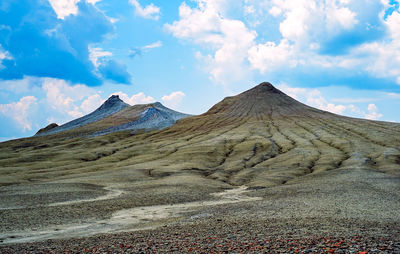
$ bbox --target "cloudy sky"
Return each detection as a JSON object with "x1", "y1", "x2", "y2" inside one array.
[{"x1": 1, "y1": 0, "x2": 400, "y2": 141}]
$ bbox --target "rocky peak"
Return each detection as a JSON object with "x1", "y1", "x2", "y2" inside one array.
[{"x1": 98, "y1": 95, "x2": 127, "y2": 110}]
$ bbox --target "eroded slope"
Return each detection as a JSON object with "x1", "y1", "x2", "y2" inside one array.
[{"x1": 1, "y1": 82, "x2": 399, "y2": 188}]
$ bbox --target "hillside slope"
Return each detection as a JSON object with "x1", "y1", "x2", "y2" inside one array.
[
  {"x1": 0, "y1": 82, "x2": 399, "y2": 248},
  {"x1": 2, "y1": 82, "x2": 400, "y2": 186},
  {"x1": 35, "y1": 96, "x2": 190, "y2": 138},
  {"x1": 36, "y1": 95, "x2": 129, "y2": 136}
]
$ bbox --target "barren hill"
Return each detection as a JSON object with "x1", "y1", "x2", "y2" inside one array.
[
  {"x1": 0, "y1": 82, "x2": 399, "y2": 251},
  {"x1": 35, "y1": 95, "x2": 190, "y2": 138},
  {"x1": 37, "y1": 95, "x2": 130, "y2": 136}
]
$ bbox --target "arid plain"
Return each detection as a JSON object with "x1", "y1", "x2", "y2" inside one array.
[{"x1": 0, "y1": 83, "x2": 399, "y2": 252}]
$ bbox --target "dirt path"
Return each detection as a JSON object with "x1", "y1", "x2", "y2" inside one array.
[
  {"x1": 0, "y1": 186, "x2": 261, "y2": 244},
  {"x1": 47, "y1": 186, "x2": 124, "y2": 207}
]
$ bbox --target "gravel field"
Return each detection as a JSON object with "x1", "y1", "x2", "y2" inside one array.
[
  {"x1": 1, "y1": 168, "x2": 399, "y2": 253},
  {"x1": 1, "y1": 216, "x2": 399, "y2": 253}
]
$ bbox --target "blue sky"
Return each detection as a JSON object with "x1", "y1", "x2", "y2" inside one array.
[{"x1": 1, "y1": 0, "x2": 400, "y2": 141}]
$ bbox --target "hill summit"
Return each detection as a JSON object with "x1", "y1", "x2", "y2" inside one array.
[
  {"x1": 97, "y1": 95, "x2": 126, "y2": 111},
  {"x1": 205, "y1": 82, "x2": 319, "y2": 117},
  {"x1": 36, "y1": 94, "x2": 190, "y2": 137},
  {"x1": 37, "y1": 94, "x2": 130, "y2": 136}
]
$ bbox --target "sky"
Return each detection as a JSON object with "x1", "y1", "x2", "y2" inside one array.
[{"x1": 0, "y1": 0, "x2": 400, "y2": 141}]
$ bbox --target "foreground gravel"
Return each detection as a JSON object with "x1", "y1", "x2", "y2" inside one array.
[
  {"x1": 1, "y1": 168, "x2": 399, "y2": 253},
  {"x1": 1, "y1": 216, "x2": 399, "y2": 253}
]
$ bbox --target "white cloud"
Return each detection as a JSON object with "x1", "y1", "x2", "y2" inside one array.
[
  {"x1": 328, "y1": 5, "x2": 358, "y2": 30},
  {"x1": 354, "y1": 41, "x2": 400, "y2": 83},
  {"x1": 48, "y1": 0, "x2": 80, "y2": 19},
  {"x1": 129, "y1": 0, "x2": 160, "y2": 20},
  {"x1": 279, "y1": 84, "x2": 348, "y2": 115},
  {"x1": 276, "y1": 84, "x2": 307, "y2": 100},
  {"x1": 270, "y1": 0, "x2": 358, "y2": 43},
  {"x1": 365, "y1": 103, "x2": 383, "y2": 120},
  {"x1": 111, "y1": 92, "x2": 155, "y2": 105},
  {"x1": 89, "y1": 47, "x2": 112, "y2": 67},
  {"x1": 162, "y1": 91, "x2": 185, "y2": 109},
  {"x1": 165, "y1": 0, "x2": 400, "y2": 88},
  {"x1": 243, "y1": 0, "x2": 364, "y2": 76},
  {"x1": 278, "y1": 83, "x2": 388, "y2": 120},
  {"x1": 87, "y1": 0, "x2": 101, "y2": 4},
  {"x1": 386, "y1": 10, "x2": 400, "y2": 40},
  {"x1": 305, "y1": 89, "x2": 347, "y2": 114},
  {"x1": 354, "y1": 11, "x2": 400, "y2": 83},
  {"x1": 42, "y1": 78, "x2": 95, "y2": 119},
  {"x1": 165, "y1": 0, "x2": 256, "y2": 84},
  {"x1": 274, "y1": 0, "x2": 316, "y2": 42},
  {"x1": 248, "y1": 39, "x2": 295, "y2": 73},
  {"x1": 48, "y1": 0, "x2": 101, "y2": 19},
  {"x1": 142, "y1": 41, "x2": 163, "y2": 49},
  {"x1": 166, "y1": 0, "x2": 361, "y2": 85},
  {"x1": 80, "y1": 94, "x2": 104, "y2": 114},
  {"x1": 269, "y1": 6, "x2": 282, "y2": 17},
  {"x1": 0, "y1": 76, "x2": 38, "y2": 94},
  {"x1": 0, "y1": 96, "x2": 38, "y2": 131}
]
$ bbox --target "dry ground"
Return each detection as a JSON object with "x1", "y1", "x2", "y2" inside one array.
[{"x1": 0, "y1": 83, "x2": 399, "y2": 252}]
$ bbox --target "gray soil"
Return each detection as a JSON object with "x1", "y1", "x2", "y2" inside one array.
[
  {"x1": 1, "y1": 168, "x2": 399, "y2": 252},
  {"x1": 1, "y1": 83, "x2": 399, "y2": 252}
]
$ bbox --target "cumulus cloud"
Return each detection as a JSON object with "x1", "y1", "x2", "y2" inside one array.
[
  {"x1": 365, "y1": 103, "x2": 383, "y2": 120},
  {"x1": 347, "y1": 10, "x2": 400, "y2": 84},
  {"x1": 305, "y1": 89, "x2": 347, "y2": 115},
  {"x1": 0, "y1": 96, "x2": 38, "y2": 131},
  {"x1": 89, "y1": 47, "x2": 112, "y2": 68},
  {"x1": 280, "y1": 84, "x2": 347, "y2": 115},
  {"x1": 112, "y1": 92, "x2": 155, "y2": 105},
  {"x1": 248, "y1": 39, "x2": 296, "y2": 73},
  {"x1": 276, "y1": 84, "x2": 307, "y2": 100},
  {"x1": 278, "y1": 84, "x2": 349, "y2": 115},
  {"x1": 0, "y1": 0, "x2": 131, "y2": 86},
  {"x1": 48, "y1": 0, "x2": 80, "y2": 19},
  {"x1": 129, "y1": 0, "x2": 160, "y2": 20},
  {"x1": 165, "y1": 0, "x2": 256, "y2": 84},
  {"x1": 269, "y1": 0, "x2": 373, "y2": 53},
  {"x1": 278, "y1": 83, "x2": 387, "y2": 120},
  {"x1": 48, "y1": 0, "x2": 102, "y2": 19},
  {"x1": 42, "y1": 78, "x2": 95, "y2": 119},
  {"x1": 162, "y1": 91, "x2": 185, "y2": 109},
  {"x1": 166, "y1": 0, "x2": 400, "y2": 88},
  {"x1": 80, "y1": 94, "x2": 104, "y2": 114}
]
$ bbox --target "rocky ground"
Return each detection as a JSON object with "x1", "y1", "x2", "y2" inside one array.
[
  {"x1": 1, "y1": 168, "x2": 399, "y2": 253},
  {"x1": 1, "y1": 216, "x2": 399, "y2": 253}
]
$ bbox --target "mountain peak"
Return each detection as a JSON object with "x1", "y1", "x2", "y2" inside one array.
[
  {"x1": 152, "y1": 102, "x2": 164, "y2": 108},
  {"x1": 35, "y1": 123, "x2": 59, "y2": 135},
  {"x1": 109, "y1": 94, "x2": 121, "y2": 100},
  {"x1": 98, "y1": 95, "x2": 128, "y2": 110},
  {"x1": 204, "y1": 82, "x2": 312, "y2": 117},
  {"x1": 242, "y1": 82, "x2": 284, "y2": 96},
  {"x1": 36, "y1": 95, "x2": 129, "y2": 136}
]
